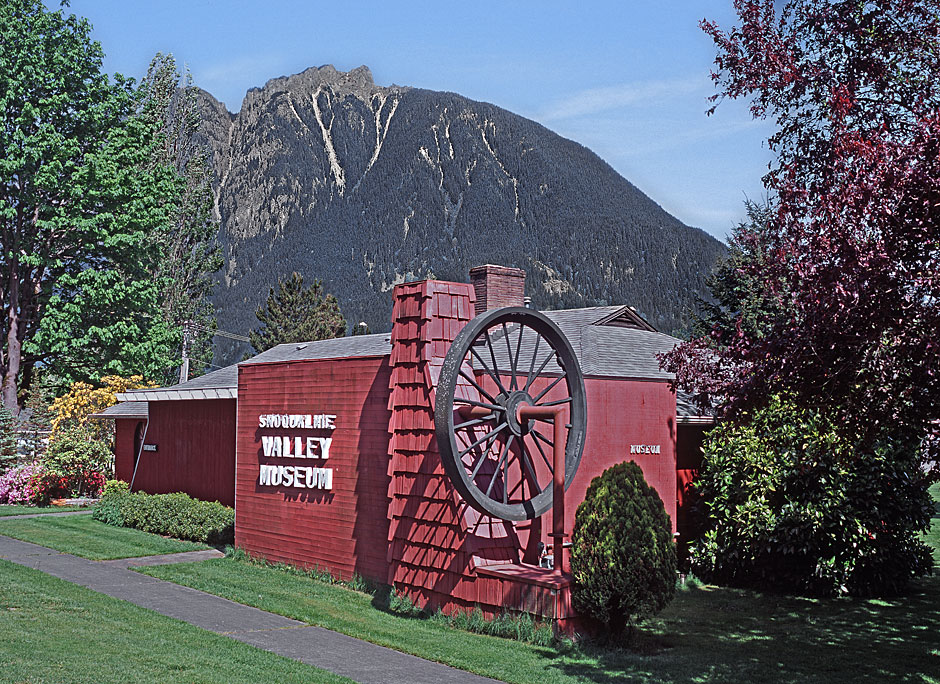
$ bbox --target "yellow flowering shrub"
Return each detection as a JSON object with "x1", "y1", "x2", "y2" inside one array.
[{"x1": 50, "y1": 375, "x2": 156, "y2": 438}]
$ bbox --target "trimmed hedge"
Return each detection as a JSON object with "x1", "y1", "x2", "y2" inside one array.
[{"x1": 94, "y1": 482, "x2": 234, "y2": 545}]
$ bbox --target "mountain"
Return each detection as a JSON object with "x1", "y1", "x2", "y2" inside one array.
[{"x1": 197, "y1": 65, "x2": 726, "y2": 364}]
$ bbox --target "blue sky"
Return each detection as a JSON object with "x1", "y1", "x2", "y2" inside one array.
[{"x1": 69, "y1": 0, "x2": 774, "y2": 242}]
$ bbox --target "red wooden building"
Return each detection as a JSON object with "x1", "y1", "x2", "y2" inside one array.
[{"x1": 106, "y1": 265, "x2": 710, "y2": 627}]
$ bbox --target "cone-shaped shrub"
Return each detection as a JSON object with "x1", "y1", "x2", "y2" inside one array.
[{"x1": 571, "y1": 461, "x2": 676, "y2": 635}]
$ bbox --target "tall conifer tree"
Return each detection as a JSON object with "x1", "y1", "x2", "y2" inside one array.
[{"x1": 249, "y1": 273, "x2": 346, "y2": 353}]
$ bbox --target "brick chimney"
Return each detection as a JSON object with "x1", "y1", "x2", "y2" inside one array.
[{"x1": 469, "y1": 264, "x2": 526, "y2": 316}]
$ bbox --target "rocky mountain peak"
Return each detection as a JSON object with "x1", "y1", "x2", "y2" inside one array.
[{"x1": 197, "y1": 66, "x2": 726, "y2": 364}]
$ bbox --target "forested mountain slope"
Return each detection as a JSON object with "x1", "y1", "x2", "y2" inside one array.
[{"x1": 197, "y1": 65, "x2": 726, "y2": 363}]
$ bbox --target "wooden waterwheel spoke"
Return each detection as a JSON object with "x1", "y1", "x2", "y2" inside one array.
[
  {"x1": 453, "y1": 397, "x2": 502, "y2": 411},
  {"x1": 513, "y1": 323, "x2": 525, "y2": 391},
  {"x1": 531, "y1": 373, "x2": 566, "y2": 404},
  {"x1": 485, "y1": 436, "x2": 514, "y2": 498},
  {"x1": 484, "y1": 330, "x2": 510, "y2": 396},
  {"x1": 458, "y1": 422, "x2": 508, "y2": 459},
  {"x1": 501, "y1": 322, "x2": 519, "y2": 391},
  {"x1": 469, "y1": 345, "x2": 507, "y2": 397},
  {"x1": 524, "y1": 349, "x2": 557, "y2": 393},
  {"x1": 517, "y1": 444, "x2": 541, "y2": 491},
  {"x1": 457, "y1": 369, "x2": 498, "y2": 405},
  {"x1": 454, "y1": 412, "x2": 497, "y2": 431},
  {"x1": 525, "y1": 334, "x2": 541, "y2": 390},
  {"x1": 538, "y1": 396, "x2": 572, "y2": 407},
  {"x1": 469, "y1": 432, "x2": 512, "y2": 482},
  {"x1": 531, "y1": 428, "x2": 555, "y2": 451},
  {"x1": 529, "y1": 429, "x2": 553, "y2": 471}
]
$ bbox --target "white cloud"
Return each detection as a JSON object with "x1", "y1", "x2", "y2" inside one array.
[{"x1": 537, "y1": 76, "x2": 709, "y2": 122}]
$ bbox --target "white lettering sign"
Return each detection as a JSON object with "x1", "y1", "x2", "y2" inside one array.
[
  {"x1": 257, "y1": 412, "x2": 336, "y2": 490},
  {"x1": 258, "y1": 414, "x2": 335, "y2": 429},
  {"x1": 258, "y1": 465, "x2": 333, "y2": 490},
  {"x1": 629, "y1": 444, "x2": 661, "y2": 455}
]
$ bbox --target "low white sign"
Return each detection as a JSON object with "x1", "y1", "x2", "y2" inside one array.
[
  {"x1": 257, "y1": 412, "x2": 336, "y2": 490},
  {"x1": 630, "y1": 444, "x2": 661, "y2": 454}
]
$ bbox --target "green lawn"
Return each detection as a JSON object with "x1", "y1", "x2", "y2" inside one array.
[
  {"x1": 0, "y1": 559, "x2": 353, "y2": 684},
  {"x1": 0, "y1": 514, "x2": 208, "y2": 560},
  {"x1": 0, "y1": 504, "x2": 91, "y2": 517},
  {"x1": 142, "y1": 555, "x2": 940, "y2": 684}
]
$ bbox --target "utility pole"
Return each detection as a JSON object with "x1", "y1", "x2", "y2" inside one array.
[{"x1": 179, "y1": 322, "x2": 190, "y2": 384}]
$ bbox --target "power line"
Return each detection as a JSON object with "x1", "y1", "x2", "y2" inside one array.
[{"x1": 186, "y1": 322, "x2": 250, "y2": 343}]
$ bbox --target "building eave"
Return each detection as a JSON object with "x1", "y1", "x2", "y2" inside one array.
[{"x1": 117, "y1": 388, "x2": 237, "y2": 402}]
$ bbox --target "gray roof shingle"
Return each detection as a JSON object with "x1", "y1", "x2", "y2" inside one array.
[
  {"x1": 115, "y1": 309, "x2": 710, "y2": 418},
  {"x1": 89, "y1": 401, "x2": 149, "y2": 419},
  {"x1": 240, "y1": 333, "x2": 391, "y2": 366}
]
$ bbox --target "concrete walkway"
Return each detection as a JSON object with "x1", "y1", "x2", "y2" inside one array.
[
  {"x1": 101, "y1": 548, "x2": 226, "y2": 567},
  {"x1": 0, "y1": 509, "x2": 94, "y2": 519},
  {"x1": 0, "y1": 534, "x2": 502, "y2": 684}
]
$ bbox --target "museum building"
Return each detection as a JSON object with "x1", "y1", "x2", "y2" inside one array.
[{"x1": 98, "y1": 265, "x2": 710, "y2": 627}]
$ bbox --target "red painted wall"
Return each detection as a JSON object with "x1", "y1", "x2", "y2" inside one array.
[
  {"x1": 122, "y1": 399, "x2": 236, "y2": 506},
  {"x1": 235, "y1": 356, "x2": 392, "y2": 582},
  {"x1": 114, "y1": 418, "x2": 142, "y2": 485},
  {"x1": 575, "y1": 377, "x2": 677, "y2": 532}
]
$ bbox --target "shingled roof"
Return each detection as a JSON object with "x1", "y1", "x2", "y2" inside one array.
[
  {"x1": 88, "y1": 401, "x2": 149, "y2": 419},
  {"x1": 116, "y1": 334, "x2": 392, "y2": 402},
  {"x1": 240, "y1": 333, "x2": 391, "y2": 366},
  {"x1": 541, "y1": 306, "x2": 679, "y2": 381},
  {"x1": 114, "y1": 307, "x2": 710, "y2": 419}
]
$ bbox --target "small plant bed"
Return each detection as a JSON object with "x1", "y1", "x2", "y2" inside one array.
[
  {"x1": 0, "y1": 559, "x2": 354, "y2": 684},
  {"x1": 0, "y1": 503, "x2": 91, "y2": 517},
  {"x1": 140, "y1": 548, "x2": 940, "y2": 684},
  {"x1": 0, "y1": 514, "x2": 209, "y2": 560}
]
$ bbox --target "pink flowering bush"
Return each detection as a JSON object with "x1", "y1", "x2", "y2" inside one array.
[{"x1": 0, "y1": 464, "x2": 45, "y2": 504}]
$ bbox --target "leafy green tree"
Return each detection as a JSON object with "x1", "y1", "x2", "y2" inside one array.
[
  {"x1": 138, "y1": 53, "x2": 223, "y2": 381},
  {"x1": 691, "y1": 201, "x2": 784, "y2": 341},
  {"x1": 1, "y1": 1, "x2": 182, "y2": 410},
  {"x1": 692, "y1": 395, "x2": 933, "y2": 596},
  {"x1": 249, "y1": 273, "x2": 346, "y2": 353},
  {"x1": 571, "y1": 461, "x2": 677, "y2": 637},
  {"x1": 44, "y1": 424, "x2": 112, "y2": 493}
]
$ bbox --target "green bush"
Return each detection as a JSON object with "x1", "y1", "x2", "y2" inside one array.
[
  {"x1": 570, "y1": 461, "x2": 677, "y2": 635},
  {"x1": 93, "y1": 487, "x2": 234, "y2": 545},
  {"x1": 691, "y1": 395, "x2": 934, "y2": 596},
  {"x1": 42, "y1": 425, "x2": 111, "y2": 495}
]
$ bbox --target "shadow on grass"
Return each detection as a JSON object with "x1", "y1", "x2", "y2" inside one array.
[{"x1": 538, "y1": 575, "x2": 940, "y2": 684}]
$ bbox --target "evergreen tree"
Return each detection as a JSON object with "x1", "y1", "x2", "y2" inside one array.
[
  {"x1": 0, "y1": 403, "x2": 17, "y2": 474},
  {"x1": 20, "y1": 384, "x2": 52, "y2": 461},
  {"x1": 249, "y1": 273, "x2": 346, "y2": 353},
  {"x1": 137, "y1": 53, "x2": 223, "y2": 381}
]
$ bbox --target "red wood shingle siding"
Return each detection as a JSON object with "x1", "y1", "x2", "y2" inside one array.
[
  {"x1": 235, "y1": 356, "x2": 392, "y2": 582},
  {"x1": 386, "y1": 280, "x2": 524, "y2": 612}
]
